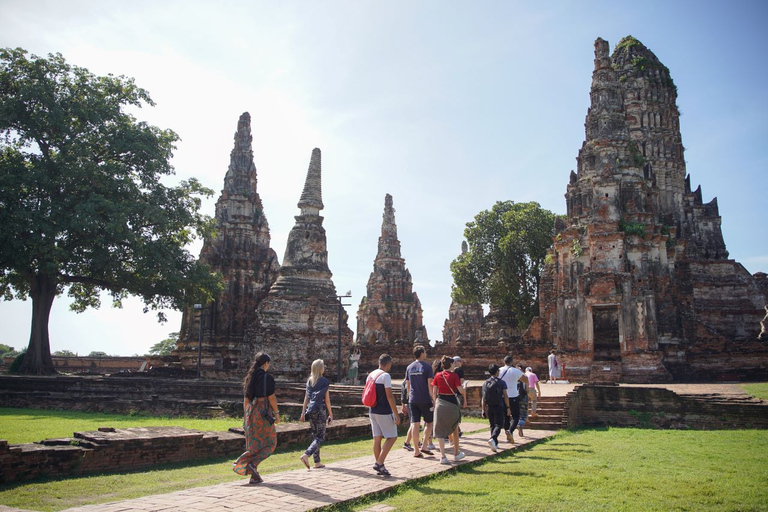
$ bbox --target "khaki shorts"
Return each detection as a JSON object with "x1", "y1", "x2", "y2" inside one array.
[{"x1": 369, "y1": 412, "x2": 398, "y2": 439}]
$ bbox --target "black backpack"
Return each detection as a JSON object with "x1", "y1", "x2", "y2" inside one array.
[{"x1": 483, "y1": 377, "x2": 504, "y2": 406}]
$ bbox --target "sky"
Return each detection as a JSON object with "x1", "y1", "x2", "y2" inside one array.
[{"x1": 1, "y1": 0, "x2": 766, "y2": 357}]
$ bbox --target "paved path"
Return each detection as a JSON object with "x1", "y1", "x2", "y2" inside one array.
[{"x1": 58, "y1": 423, "x2": 556, "y2": 512}]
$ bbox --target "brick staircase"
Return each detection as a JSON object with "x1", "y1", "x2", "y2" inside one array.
[{"x1": 524, "y1": 395, "x2": 568, "y2": 430}]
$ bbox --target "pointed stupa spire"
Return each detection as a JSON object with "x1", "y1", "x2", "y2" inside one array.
[
  {"x1": 376, "y1": 193, "x2": 402, "y2": 260},
  {"x1": 298, "y1": 148, "x2": 324, "y2": 214},
  {"x1": 223, "y1": 112, "x2": 258, "y2": 197}
]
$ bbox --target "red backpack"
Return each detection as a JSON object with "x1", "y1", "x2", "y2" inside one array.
[{"x1": 362, "y1": 370, "x2": 383, "y2": 407}]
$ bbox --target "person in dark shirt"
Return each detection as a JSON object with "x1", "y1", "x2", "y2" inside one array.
[
  {"x1": 299, "y1": 359, "x2": 332, "y2": 470},
  {"x1": 367, "y1": 353, "x2": 400, "y2": 476},
  {"x1": 403, "y1": 345, "x2": 434, "y2": 456},
  {"x1": 233, "y1": 352, "x2": 279, "y2": 484}
]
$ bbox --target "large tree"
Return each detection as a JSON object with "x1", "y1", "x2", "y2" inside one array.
[
  {"x1": 450, "y1": 201, "x2": 558, "y2": 329},
  {"x1": 0, "y1": 48, "x2": 221, "y2": 374}
]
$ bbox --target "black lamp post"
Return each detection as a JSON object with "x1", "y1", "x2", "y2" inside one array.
[
  {"x1": 336, "y1": 291, "x2": 352, "y2": 382},
  {"x1": 193, "y1": 303, "x2": 209, "y2": 379}
]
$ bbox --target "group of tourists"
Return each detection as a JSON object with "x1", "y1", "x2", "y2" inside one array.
[
  {"x1": 231, "y1": 348, "x2": 554, "y2": 484},
  {"x1": 479, "y1": 357, "x2": 542, "y2": 452}
]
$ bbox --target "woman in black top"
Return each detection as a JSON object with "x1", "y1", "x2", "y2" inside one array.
[{"x1": 233, "y1": 352, "x2": 279, "y2": 484}]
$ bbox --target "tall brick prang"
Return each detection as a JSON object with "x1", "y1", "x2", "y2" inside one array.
[
  {"x1": 356, "y1": 194, "x2": 427, "y2": 345},
  {"x1": 254, "y1": 148, "x2": 353, "y2": 379},
  {"x1": 176, "y1": 112, "x2": 279, "y2": 376}
]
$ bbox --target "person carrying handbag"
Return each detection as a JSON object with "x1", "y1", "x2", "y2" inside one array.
[
  {"x1": 233, "y1": 352, "x2": 279, "y2": 484},
  {"x1": 432, "y1": 355, "x2": 465, "y2": 465}
]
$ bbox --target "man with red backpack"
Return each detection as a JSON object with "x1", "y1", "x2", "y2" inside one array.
[{"x1": 364, "y1": 353, "x2": 400, "y2": 476}]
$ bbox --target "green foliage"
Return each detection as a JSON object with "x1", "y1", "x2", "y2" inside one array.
[
  {"x1": 628, "y1": 141, "x2": 645, "y2": 167},
  {"x1": 148, "y1": 332, "x2": 178, "y2": 356},
  {"x1": 570, "y1": 238, "x2": 582, "y2": 258},
  {"x1": 87, "y1": 351, "x2": 108, "y2": 358},
  {"x1": 620, "y1": 221, "x2": 646, "y2": 237},
  {"x1": 0, "y1": 48, "x2": 223, "y2": 373},
  {"x1": 0, "y1": 344, "x2": 19, "y2": 357},
  {"x1": 450, "y1": 201, "x2": 556, "y2": 328},
  {"x1": 631, "y1": 55, "x2": 651, "y2": 72},
  {"x1": 52, "y1": 349, "x2": 77, "y2": 357},
  {"x1": 615, "y1": 35, "x2": 641, "y2": 51}
]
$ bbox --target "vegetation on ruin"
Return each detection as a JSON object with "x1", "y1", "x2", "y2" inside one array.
[
  {"x1": 741, "y1": 382, "x2": 768, "y2": 400},
  {"x1": 338, "y1": 428, "x2": 768, "y2": 512},
  {"x1": 619, "y1": 221, "x2": 646, "y2": 237},
  {"x1": 450, "y1": 201, "x2": 556, "y2": 329},
  {"x1": 0, "y1": 48, "x2": 223, "y2": 374},
  {"x1": 628, "y1": 141, "x2": 645, "y2": 168}
]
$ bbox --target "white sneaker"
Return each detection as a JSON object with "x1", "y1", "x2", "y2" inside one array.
[
  {"x1": 488, "y1": 439, "x2": 498, "y2": 452},
  {"x1": 454, "y1": 451, "x2": 466, "y2": 461},
  {"x1": 440, "y1": 457, "x2": 451, "y2": 465},
  {"x1": 427, "y1": 443, "x2": 436, "y2": 451}
]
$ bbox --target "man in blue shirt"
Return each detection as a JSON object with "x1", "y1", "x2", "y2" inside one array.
[{"x1": 403, "y1": 345, "x2": 434, "y2": 457}]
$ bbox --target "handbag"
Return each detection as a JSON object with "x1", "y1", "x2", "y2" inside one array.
[
  {"x1": 261, "y1": 371, "x2": 276, "y2": 425},
  {"x1": 440, "y1": 372, "x2": 461, "y2": 403}
]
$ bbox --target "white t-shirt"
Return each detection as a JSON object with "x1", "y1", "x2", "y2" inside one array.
[{"x1": 499, "y1": 365, "x2": 524, "y2": 398}]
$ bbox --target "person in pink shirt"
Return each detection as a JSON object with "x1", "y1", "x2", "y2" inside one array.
[{"x1": 524, "y1": 367, "x2": 541, "y2": 417}]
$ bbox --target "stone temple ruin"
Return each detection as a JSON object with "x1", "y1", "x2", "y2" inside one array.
[
  {"x1": 526, "y1": 36, "x2": 767, "y2": 382},
  {"x1": 255, "y1": 148, "x2": 353, "y2": 379},
  {"x1": 175, "y1": 117, "x2": 352, "y2": 379},
  {"x1": 356, "y1": 194, "x2": 427, "y2": 345},
  {"x1": 175, "y1": 36, "x2": 766, "y2": 383},
  {"x1": 175, "y1": 113, "x2": 279, "y2": 376}
]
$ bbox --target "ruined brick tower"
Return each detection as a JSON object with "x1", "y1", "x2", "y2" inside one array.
[
  {"x1": 534, "y1": 37, "x2": 767, "y2": 382},
  {"x1": 356, "y1": 194, "x2": 427, "y2": 345},
  {"x1": 176, "y1": 113, "x2": 280, "y2": 375},
  {"x1": 253, "y1": 148, "x2": 353, "y2": 379}
]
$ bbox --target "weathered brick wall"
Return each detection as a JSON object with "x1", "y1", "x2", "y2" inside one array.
[
  {"x1": 0, "y1": 417, "x2": 407, "y2": 484},
  {"x1": 565, "y1": 385, "x2": 768, "y2": 429}
]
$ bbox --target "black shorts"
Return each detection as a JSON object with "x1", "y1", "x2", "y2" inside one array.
[{"x1": 408, "y1": 402, "x2": 434, "y2": 423}]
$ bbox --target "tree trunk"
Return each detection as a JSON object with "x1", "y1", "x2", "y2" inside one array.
[{"x1": 18, "y1": 275, "x2": 57, "y2": 375}]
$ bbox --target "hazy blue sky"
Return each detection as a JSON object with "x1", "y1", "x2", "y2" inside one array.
[{"x1": 1, "y1": 0, "x2": 766, "y2": 357}]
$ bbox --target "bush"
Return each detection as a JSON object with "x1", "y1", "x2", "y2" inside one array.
[{"x1": 8, "y1": 353, "x2": 24, "y2": 374}]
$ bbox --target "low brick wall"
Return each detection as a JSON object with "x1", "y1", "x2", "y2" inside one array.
[
  {"x1": 0, "y1": 416, "x2": 408, "y2": 484},
  {"x1": 565, "y1": 385, "x2": 768, "y2": 429}
]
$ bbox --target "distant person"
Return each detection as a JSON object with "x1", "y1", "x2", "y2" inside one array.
[
  {"x1": 525, "y1": 366, "x2": 541, "y2": 416},
  {"x1": 348, "y1": 346, "x2": 361, "y2": 384},
  {"x1": 233, "y1": 352, "x2": 279, "y2": 484},
  {"x1": 404, "y1": 345, "x2": 434, "y2": 457},
  {"x1": 548, "y1": 350, "x2": 561, "y2": 384},
  {"x1": 481, "y1": 363, "x2": 511, "y2": 452},
  {"x1": 516, "y1": 365, "x2": 529, "y2": 437},
  {"x1": 367, "y1": 353, "x2": 400, "y2": 476},
  {"x1": 299, "y1": 359, "x2": 332, "y2": 470},
  {"x1": 499, "y1": 355, "x2": 527, "y2": 444},
  {"x1": 433, "y1": 355, "x2": 465, "y2": 464}
]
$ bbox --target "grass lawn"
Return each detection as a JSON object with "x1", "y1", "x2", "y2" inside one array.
[
  {"x1": 0, "y1": 432, "x2": 382, "y2": 511},
  {"x1": 0, "y1": 408, "x2": 242, "y2": 444},
  {"x1": 741, "y1": 382, "x2": 768, "y2": 401},
  {"x1": 333, "y1": 428, "x2": 768, "y2": 512}
]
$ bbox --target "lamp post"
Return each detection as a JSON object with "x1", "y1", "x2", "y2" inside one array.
[
  {"x1": 336, "y1": 291, "x2": 352, "y2": 382},
  {"x1": 193, "y1": 304, "x2": 207, "y2": 379}
]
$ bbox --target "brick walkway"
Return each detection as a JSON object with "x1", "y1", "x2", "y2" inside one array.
[{"x1": 54, "y1": 423, "x2": 556, "y2": 512}]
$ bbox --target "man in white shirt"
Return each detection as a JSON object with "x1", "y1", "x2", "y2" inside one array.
[{"x1": 498, "y1": 355, "x2": 527, "y2": 444}]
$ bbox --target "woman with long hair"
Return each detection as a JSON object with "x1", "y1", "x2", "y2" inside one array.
[
  {"x1": 299, "y1": 359, "x2": 333, "y2": 469},
  {"x1": 432, "y1": 355, "x2": 465, "y2": 465},
  {"x1": 233, "y1": 352, "x2": 279, "y2": 484}
]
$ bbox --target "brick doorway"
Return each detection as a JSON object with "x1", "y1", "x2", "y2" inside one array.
[{"x1": 593, "y1": 307, "x2": 621, "y2": 361}]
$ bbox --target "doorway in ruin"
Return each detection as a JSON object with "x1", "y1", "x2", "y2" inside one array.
[{"x1": 592, "y1": 306, "x2": 621, "y2": 361}]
